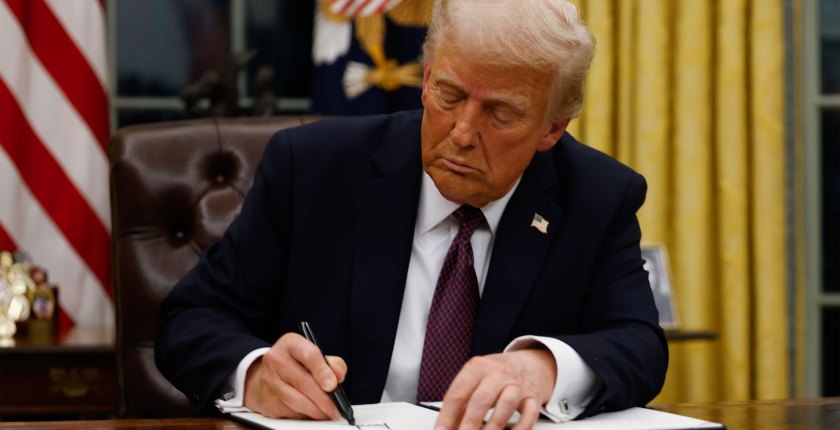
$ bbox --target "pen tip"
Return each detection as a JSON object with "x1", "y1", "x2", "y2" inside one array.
[{"x1": 348, "y1": 419, "x2": 355, "y2": 426}]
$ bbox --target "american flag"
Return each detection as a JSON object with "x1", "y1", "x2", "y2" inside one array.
[
  {"x1": 0, "y1": 0, "x2": 112, "y2": 328},
  {"x1": 329, "y1": 0, "x2": 399, "y2": 17},
  {"x1": 530, "y1": 213, "x2": 549, "y2": 234}
]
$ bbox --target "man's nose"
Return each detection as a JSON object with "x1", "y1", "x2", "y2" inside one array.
[{"x1": 450, "y1": 102, "x2": 481, "y2": 147}]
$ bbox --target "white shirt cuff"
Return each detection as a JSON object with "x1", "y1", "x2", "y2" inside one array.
[
  {"x1": 214, "y1": 347, "x2": 271, "y2": 413},
  {"x1": 504, "y1": 335, "x2": 600, "y2": 422}
]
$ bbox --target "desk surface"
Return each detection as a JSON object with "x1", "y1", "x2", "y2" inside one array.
[
  {"x1": 655, "y1": 397, "x2": 840, "y2": 430},
  {"x1": 0, "y1": 397, "x2": 837, "y2": 429},
  {"x1": 1, "y1": 325, "x2": 114, "y2": 353}
]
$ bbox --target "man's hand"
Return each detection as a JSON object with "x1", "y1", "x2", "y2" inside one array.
[
  {"x1": 436, "y1": 348, "x2": 557, "y2": 430},
  {"x1": 243, "y1": 332, "x2": 347, "y2": 419}
]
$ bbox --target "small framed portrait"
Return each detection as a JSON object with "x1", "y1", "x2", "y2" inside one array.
[{"x1": 641, "y1": 243, "x2": 678, "y2": 329}]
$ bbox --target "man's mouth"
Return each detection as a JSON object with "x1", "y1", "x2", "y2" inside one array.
[{"x1": 443, "y1": 158, "x2": 474, "y2": 173}]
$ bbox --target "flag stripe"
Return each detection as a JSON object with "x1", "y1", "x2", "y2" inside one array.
[
  {"x1": 5, "y1": 0, "x2": 109, "y2": 150},
  {"x1": 0, "y1": 224, "x2": 17, "y2": 255},
  {"x1": 0, "y1": 79, "x2": 112, "y2": 300},
  {"x1": 43, "y1": 0, "x2": 108, "y2": 86},
  {"x1": 349, "y1": 0, "x2": 372, "y2": 15},
  {"x1": 362, "y1": 0, "x2": 387, "y2": 16},
  {"x1": 0, "y1": 0, "x2": 111, "y2": 328},
  {"x1": 332, "y1": 0, "x2": 351, "y2": 14},
  {"x1": 0, "y1": 149, "x2": 110, "y2": 326},
  {"x1": 335, "y1": 0, "x2": 392, "y2": 16},
  {"x1": 0, "y1": 1, "x2": 110, "y2": 228}
]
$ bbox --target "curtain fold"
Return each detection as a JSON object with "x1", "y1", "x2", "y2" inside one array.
[{"x1": 569, "y1": 0, "x2": 788, "y2": 403}]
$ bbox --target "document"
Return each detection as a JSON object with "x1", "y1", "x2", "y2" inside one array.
[
  {"x1": 230, "y1": 403, "x2": 437, "y2": 429},
  {"x1": 229, "y1": 402, "x2": 725, "y2": 430}
]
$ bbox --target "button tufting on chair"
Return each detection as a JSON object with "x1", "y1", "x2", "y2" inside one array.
[{"x1": 109, "y1": 116, "x2": 322, "y2": 417}]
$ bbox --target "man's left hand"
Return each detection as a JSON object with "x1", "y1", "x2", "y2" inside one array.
[{"x1": 435, "y1": 348, "x2": 557, "y2": 430}]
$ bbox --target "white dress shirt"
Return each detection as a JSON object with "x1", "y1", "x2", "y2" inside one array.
[{"x1": 218, "y1": 173, "x2": 599, "y2": 422}]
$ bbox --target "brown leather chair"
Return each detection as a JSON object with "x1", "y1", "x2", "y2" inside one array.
[{"x1": 109, "y1": 116, "x2": 321, "y2": 417}]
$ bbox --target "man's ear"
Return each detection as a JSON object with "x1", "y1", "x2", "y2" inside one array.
[{"x1": 537, "y1": 118, "x2": 570, "y2": 152}]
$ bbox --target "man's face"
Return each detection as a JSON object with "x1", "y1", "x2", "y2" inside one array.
[{"x1": 420, "y1": 42, "x2": 568, "y2": 208}]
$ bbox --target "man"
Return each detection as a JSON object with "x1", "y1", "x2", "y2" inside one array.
[{"x1": 155, "y1": 0, "x2": 668, "y2": 428}]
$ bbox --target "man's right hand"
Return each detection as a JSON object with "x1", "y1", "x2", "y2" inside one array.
[{"x1": 243, "y1": 332, "x2": 348, "y2": 419}]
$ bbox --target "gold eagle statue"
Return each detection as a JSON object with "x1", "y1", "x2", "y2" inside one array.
[{"x1": 313, "y1": 0, "x2": 434, "y2": 98}]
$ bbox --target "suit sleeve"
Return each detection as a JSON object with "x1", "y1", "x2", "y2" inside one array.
[
  {"x1": 558, "y1": 172, "x2": 669, "y2": 417},
  {"x1": 154, "y1": 131, "x2": 295, "y2": 414}
]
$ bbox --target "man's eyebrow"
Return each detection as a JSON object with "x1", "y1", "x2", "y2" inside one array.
[
  {"x1": 479, "y1": 93, "x2": 530, "y2": 119},
  {"x1": 434, "y1": 73, "x2": 529, "y2": 113},
  {"x1": 487, "y1": 95, "x2": 528, "y2": 113},
  {"x1": 432, "y1": 73, "x2": 463, "y2": 91}
]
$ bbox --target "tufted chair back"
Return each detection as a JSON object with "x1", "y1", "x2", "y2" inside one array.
[{"x1": 109, "y1": 116, "x2": 322, "y2": 417}]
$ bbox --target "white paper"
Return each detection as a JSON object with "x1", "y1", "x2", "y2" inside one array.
[
  {"x1": 231, "y1": 403, "x2": 438, "y2": 430},
  {"x1": 229, "y1": 402, "x2": 724, "y2": 430},
  {"x1": 533, "y1": 407, "x2": 723, "y2": 429}
]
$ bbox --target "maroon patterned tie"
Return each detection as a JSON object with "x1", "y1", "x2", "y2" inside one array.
[{"x1": 416, "y1": 205, "x2": 486, "y2": 402}]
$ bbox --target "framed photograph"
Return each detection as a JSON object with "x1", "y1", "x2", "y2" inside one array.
[{"x1": 641, "y1": 243, "x2": 678, "y2": 329}]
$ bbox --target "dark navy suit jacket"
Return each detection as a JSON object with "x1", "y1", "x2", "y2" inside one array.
[{"x1": 155, "y1": 109, "x2": 668, "y2": 416}]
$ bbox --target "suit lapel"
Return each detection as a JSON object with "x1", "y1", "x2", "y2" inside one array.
[
  {"x1": 473, "y1": 151, "x2": 563, "y2": 355},
  {"x1": 347, "y1": 112, "x2": 423, "y2": 403}
]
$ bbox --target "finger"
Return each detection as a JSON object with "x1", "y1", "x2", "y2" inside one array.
[
  {"x1": 457, "y1": 354, "x2": 527, "y2": 429},
  {"x1": 253, "y1": 381, "x2": 304, "y2": 419},
  {"x1": 288, "y1": 335, "x2": 339, "y2": 392},
  {"x1": 325, "y1": 355, "x2": 348, "y2": 382},
  {"x1": 458, "y1": 370, "x2": 524, "y2": 430},
  {"x1": 483, "y1": 384, "x2": 522, "y2": 430},
  {"x1": 268, "y1": 372, "x2": 333, "y2": 420},
  {"x1": 436, "y1": 358, "x2": 488, "y2": 430},
  {"x1": 511, "y1": 397, "x2": 541, "y2": 430},
  {"x1": 282, "y1": 338, "x2": 342, "y2": 419},
  {"x1": 244, "y1": 359, "x2": 309, "y2": 419},
  {"x1": 263, "y1": 350, "x2": 338, "y2": 420},
  {"x1": 263, "y1": 334, "x2": 340, "y2": 420}
]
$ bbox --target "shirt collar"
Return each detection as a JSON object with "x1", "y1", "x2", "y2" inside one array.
[{"x1": 416, "y1": 172, "x2": 520, "y2": 237}]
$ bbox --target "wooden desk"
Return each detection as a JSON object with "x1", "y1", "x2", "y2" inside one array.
[
  {"x1": 0, "y1": 326, "x2": 117, "y2": 420},
  {"x1": 665, "y1": 329, "x2": 717, "y2": 341},
  {"x1": 655, "y1": 397, "x2": 840, "y2": 430},
  {"x1": 0, "y1": 418, "x2": 245, "y2": 429},
  {"x1": 1, "y1": 398, "x2": 838, "y2": 429}
]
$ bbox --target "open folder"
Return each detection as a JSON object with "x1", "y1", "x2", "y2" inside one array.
[{"x1": 228, "y1": 402, "x2": 725, "y2": 430}]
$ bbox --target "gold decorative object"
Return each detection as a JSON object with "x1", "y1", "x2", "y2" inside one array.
[
  {"x1": 49, "y1": 367, "x2": 101, "y2": 398},
  {"x1": 0, "y1": 314, "x2": 15, "y2": 346},
  {"x1": 0, "y1": 252, "x2": 16, "y2": 346},
  {"x1": 7, "y1": 294, "x2": 30, "y2": 321},
  {"x1": 314, "y1": 0, "x2": 430, "y2": 99},
  {"x1": 0, "y1": 249, "x2": 56, "y2": 342}
]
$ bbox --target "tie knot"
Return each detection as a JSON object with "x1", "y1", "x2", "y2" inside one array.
[{"x1": 453, "y1": 205, "x2": 486, "y2": 237}]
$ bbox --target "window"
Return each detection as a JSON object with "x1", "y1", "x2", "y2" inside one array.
[
  {"x1": 804, "y1": 0, "x2": 840, "y2": 397},
  {"x1": 108, "y1": 0, "x2": 313, "y2": 129}
]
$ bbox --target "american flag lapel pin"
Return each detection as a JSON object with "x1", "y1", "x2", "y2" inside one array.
[{"x1": 530, "y1": 213, "x2": 549, "y2": 234}]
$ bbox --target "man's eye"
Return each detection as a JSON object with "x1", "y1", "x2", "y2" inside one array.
[
  {"x1": 437, "y1": 90, "x2": 462, "y2": 105},
  {"x1": 491, "y1": 109, "x2": 518, "y2": 125}
]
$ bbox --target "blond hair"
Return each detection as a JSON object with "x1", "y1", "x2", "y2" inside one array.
[{"x1": 423, "y1": 0, "x2": 595, "y2": 120}]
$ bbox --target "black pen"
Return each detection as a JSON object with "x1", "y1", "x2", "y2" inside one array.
[{"x1": 299, "y1": 321, "x2": 355, "y2": 425}]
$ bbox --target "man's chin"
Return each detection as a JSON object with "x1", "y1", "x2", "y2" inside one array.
[
  {"x1": 427, "y1": 169, "x2": 489, "y2": 206},
  {"x1": 440, "y1": 187, "x2": 488, "y2": 207},
  {"x1": 434, "y1": 184, "x2": 469, "y2": 205}
]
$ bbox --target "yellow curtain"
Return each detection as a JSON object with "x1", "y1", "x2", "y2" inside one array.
[{"x1": 567, "y1": 0, "x2": 788, "y2": 403}]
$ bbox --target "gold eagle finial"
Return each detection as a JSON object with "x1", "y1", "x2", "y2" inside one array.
[{"x1": 314, "y1": 0, "x2": 433, "y2": 98}]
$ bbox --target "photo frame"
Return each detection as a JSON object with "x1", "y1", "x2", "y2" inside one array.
[{"x1": 641, "y1": 243, "x2": 678, "y2": 329}]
